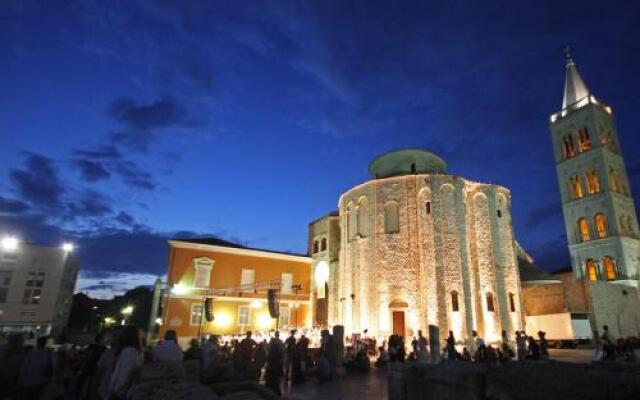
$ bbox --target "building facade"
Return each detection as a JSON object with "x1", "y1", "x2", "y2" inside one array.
[
  {"x1": 160, "y1": 238, "x2": 312, "y2": 344},
  {"x1": 310, "y1": 149, "x2": 525, "y2": 344},
  {"x1": 0, "y1": 242, "x2": 78, "y2": 336},
  {"x1": 549, "y1": 54, "x2": 640, "y2": 338}
]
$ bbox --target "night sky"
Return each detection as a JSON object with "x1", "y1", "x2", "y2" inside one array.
[{"x1": 1, "y1": 1, "x2": 639, "y2": 298}]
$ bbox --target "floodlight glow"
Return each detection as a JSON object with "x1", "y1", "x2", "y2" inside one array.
[
  {"x1": 62, "y1": 242, "x2": 75, "y2": 252},
  {"x1": 171, "y1": 283, "x2": 189, "y2": 295},
  {"x1": 155, "y1": 317, "x2": 163, "y2": 325},
  {"x1": 1, "y1": 236, "x2": 18, "y2": 252},
  {"x1": 315, "y1": 261, "x2": 330, "y2": 285},
  {"x1": 250, "y1": 301, "x2": 262, "y2": 308},
  {"x1": 121, "y1": 305, "x2": 134, "y2": 315}
]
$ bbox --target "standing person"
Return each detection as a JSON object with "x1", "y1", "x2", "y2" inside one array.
[
  {"x1": 77, "y1": 332, "x2": 108, "y2": 400},
  {"x1": 236, "y1": 331, "x2": 257, "y2": 379},
  {"x1": 515, "y1": 331, "x2": 527, "y2": 362},
  {"x1": 601, "y1": 325, "x2": 613, "y2": 360},
  {"x1": 473, "y1": 331, "x2": 486, "y2": 361},
  {"x1": 537, "y1": 331, "x2": 549, "y2": 359},
  {"x1": 254, "y1": 342, "x2": 267, "y2": 382},
  {"x1": 592, "y1": 329, "x2": 602, "y2": 361},
  {"x1": 152, "y1": 330, "x2": 183, "y2": 362},
  {"x1": 202, "y1": 335, "x2": 220, "y2": 371},
  {"x1": 264, "y1": 332, "x2": 284, "y2": 395},
  {"x1": 0, "y1": 334, "x2": 27, "y2": 400},
  {"x1": 297, "y1": 334, "x2": 310, "y2": 374},
  {"x1": 445, "y1": 331, "x2": 457, "y2": 361},
  {"x1": 108, "y1": 326, "x2": 143, "y2": 400},
  {"x1": 19, "y1": 336, "x2": 52, "y2": 400},
  {"x1": 185, "y1": 339, "x2": 203, "y2": 361},
  {"x1": 527, "y1": 336, "x2": 540, "y2": 360},
  {"x1": 284, "y1": 330, "x2": 297, "y2": 380}
]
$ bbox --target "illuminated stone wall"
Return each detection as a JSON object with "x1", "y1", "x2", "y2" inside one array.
[{"x1": 336, "y1": 174, "x2": 524, "y2": 344}]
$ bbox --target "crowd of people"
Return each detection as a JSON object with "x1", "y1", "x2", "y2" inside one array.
[{"x1": 1, "y1": 324, "x2": 639, "y2": 400}]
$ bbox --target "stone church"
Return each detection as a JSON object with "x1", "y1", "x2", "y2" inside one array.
[
  {"x1": 308, "y1": 53, "x2": 640, "y2": 343},
  {"x1": 309, "y1": 149, "x2": 524, "y2": 345}
]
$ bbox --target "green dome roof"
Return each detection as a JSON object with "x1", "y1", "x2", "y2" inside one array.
[{"x1": 369, "y1": 149, "x2": 447, "y2": 179}]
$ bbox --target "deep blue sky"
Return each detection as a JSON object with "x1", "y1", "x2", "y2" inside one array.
[{"x1": 1, "y1": 1, "x2": 639, "y2": 298}]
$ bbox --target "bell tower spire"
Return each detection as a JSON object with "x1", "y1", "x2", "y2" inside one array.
[{"x1": 562, "y1": 47, "x2": 590, "y2": 110}]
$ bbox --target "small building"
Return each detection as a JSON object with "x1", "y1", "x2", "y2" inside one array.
[
  {"x1": 0, "y1": 242, "x2": 78, "y2": 336},
  {"x1": 159, "y1": 238, "x2": 312, "y2": 344}
]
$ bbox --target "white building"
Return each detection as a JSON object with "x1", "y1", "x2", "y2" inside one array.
[
  {"x1": 0, "y1": 240, "x2": 78, "y2": 336},
  {"x1": 310, "y1": 149, "x2": 525, "y2": 345}
]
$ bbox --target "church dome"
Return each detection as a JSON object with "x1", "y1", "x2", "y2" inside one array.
[{"x1": 368, "y1": 148, "x2": 447, "y2": 179}]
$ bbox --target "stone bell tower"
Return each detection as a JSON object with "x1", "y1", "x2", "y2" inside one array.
[{"x1": 548, "y1": 51, "x2": 640, "y2": 337}]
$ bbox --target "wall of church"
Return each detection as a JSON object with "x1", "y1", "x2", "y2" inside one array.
[
  {"x1": 588, "y1": 282, "x2": 640, "y2": 338},
  {"x1": 336, "y1": 174, "x2": 524, "y2": 344}
]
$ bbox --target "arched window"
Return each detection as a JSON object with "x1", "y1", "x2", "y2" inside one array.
[
  {"x1": 451, "y1": 290, "x2": 459, "y2": 312},
  {"x1": 569, "y1": 176, "x2": 583, "y2": 199},
  {"x1": 320, "y1": 238, "x2": 327, "y2": 252},
  {"x1": 384, "y1": 201, "x2": 399, "y2": 234},
  {"x1": 586, "y1": 259, "x2": 598, "y2": 282},
  {"x1": 603, "y1": 257, "x2": 616, "y2": 281},
  {"x1": 594, "y1": 213, "x2": 607, "y2": 238},
  {"x1": 357, "y1": 198, "x2": 367, "y2": 237},
  {"x1": 313, "y1": 240, "x2": 319, "y2": 253},
  {"x1": 586, "y1": 170, "x2": 600, "y2": 194},
  {"x1": 578, "y1": 127, "x2": 591, "y2": 152},
  {"x1": 425, "y1": 201, "x2": 431, "y2": 214},
  {"x1": 578, "y1": 218, "x2": 590, "y2": 242},
  {"x1": 486, "y1": 292, "x2": 495, "y2": 312},
  {"x1": 563, "y1": 135, "x2": 576, "y2": 158},
  {"x1": 508, "y1": 292, "x2": 516, "y2": 312}
]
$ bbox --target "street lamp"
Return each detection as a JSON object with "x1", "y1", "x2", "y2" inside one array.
[
  {"x1": 121, "y1": 305, "x2": 134, "y2": 325},
  {"x1": 62, "y1": 242, "x2": 75, "y2": 252},
  {"x1": 1, "y1": 236, "x2": 19, "y2": 252}
]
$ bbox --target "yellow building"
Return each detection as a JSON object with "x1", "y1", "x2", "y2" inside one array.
[{"x1": 160, "y1": 238, "x2": 311, "y2": 343}]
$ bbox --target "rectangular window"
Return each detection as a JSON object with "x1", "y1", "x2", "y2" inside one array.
[
  {"x1": 425, "y1": 202, "x2": 431, "y2": 214},
  {"x1": 278, "y1": 306, "x2": 290, "y2": 328},
  {"x1": 281, "y1": 273, "x2": 293, "y2": 294},
  {"x1": 241, "y1": 269, "x2": 255, "y2": 292},
  {"x1": 26, "y1": 271, "x2": 45, "y2": 288},
  {"x1": 0, "y1": 287, "x2": 7, "y2": 303},
  {"x1": 193, "y1": 258, "x2": 213, "y2": 288},
  {"x1": 190, "y1": 303, "x2": 203, "y2": 326},
  {"x1": 22, "y1": 288, "x2": 41, "y2": 305},
  {"x1": 0, "y1": 271, "x2": 11, "y2": 286},
  {"x1": 238, "y1": 305, "x2": 250, "y2": 326}
]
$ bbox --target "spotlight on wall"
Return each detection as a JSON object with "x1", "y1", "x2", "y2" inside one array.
[{"x1": 1, "y1": 236, "x2": 19, "y2": 252}]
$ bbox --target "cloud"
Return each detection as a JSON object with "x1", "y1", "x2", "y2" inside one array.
[
  {"x1": 0, "y1": 196, "x2": 29, "y2": 214},
  {"x1": 73, "y1": 145, "x2": 122, "y2": 160},
  {"x1": 10, "y1": 153, "x2": 64, "y2": 210},
  {"x1": 109, "y1": 97, "x2": 187, "y2": 131},
  {"x1": 76, "y1": 271, "x2": 161, "y2": 299},
  {"x1": 66, "y1": 190, "x2": 113, "y2": 218},
  {"x1": 114, "y1": 161, "x2": 156, "y2": 191},
  {"x1": 73, "y1": 159, "x2": 111, "y2": 182}
]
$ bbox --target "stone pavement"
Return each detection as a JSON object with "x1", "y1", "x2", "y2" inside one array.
[{"x1": 283, "y1": 369, "x2": 388, "y2": 400}]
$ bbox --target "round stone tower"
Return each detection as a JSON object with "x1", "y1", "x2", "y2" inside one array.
[{"x1": 335, "y1": 149, "x2": 524, "y2": 345}]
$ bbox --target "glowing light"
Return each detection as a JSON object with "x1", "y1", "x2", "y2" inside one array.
[
  {"x1": 214, "y1": 312, "x2": 231, "y2": 327},
  {"x1": 104, "y1": 317, "x2": 115, "y2": 325},
  {"x1": 1, "y1": 236, "x2": 18, "y2": 252},
  {"x1": 250, "y1": 301, "x2": 262, "y2": 308},
  {"x1": 257, "y1": 312, "x2": 272, "y2": 329},
  {"x1": 315, "y1": 261, "x2": 330, "y2": 285},
  {"x1": 171, "y1": 283, "x2": 189, "y2": 295},
  {"x1": 62, "y1": 242, "x2": 75, "y2": 252},
  {"x1": 121, "y1": 306, "x2": 134, "y2": 315},
  {"x1": 155, "y1": 317, "x2": 163, "y2": 325}
]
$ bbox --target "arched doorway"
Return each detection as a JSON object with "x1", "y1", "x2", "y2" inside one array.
[{"x1": 389, "y1": 300, "x2": 408, "y2": 336}]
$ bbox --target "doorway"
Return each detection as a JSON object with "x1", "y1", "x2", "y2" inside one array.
[{"x1": 392, "y1": 311, "x2": 405, "y2": 336}]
